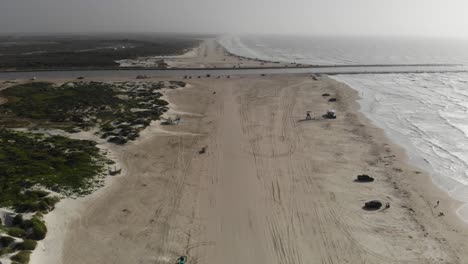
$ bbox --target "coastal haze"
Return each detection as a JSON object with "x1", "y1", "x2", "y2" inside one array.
[
  {"x1": 220, "y1": 35, "x2": 468, "y2": 65},
  {"x1": 1, "y1": 0, "x2": 468, "y2": 38},
  {"x1": 1, "y1": 1, "x2": 468, "y2": 264}
]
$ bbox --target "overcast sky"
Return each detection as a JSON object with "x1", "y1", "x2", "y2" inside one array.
[{"x1": 1, "y1": 0, "x2": 468, "y2": 38}]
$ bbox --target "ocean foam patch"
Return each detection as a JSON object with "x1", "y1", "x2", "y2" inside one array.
[{"x1": 332, "y1": 72, "x2": 468, "y2": 222}]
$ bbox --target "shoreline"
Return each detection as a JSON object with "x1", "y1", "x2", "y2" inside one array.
[
  {"x1": 332, "y1": 75, "x2": 468, "y2": 231},
  {"x1": 331, "y1": 74, "x2": 468, "y2": 225},
  {"x1": 4, "y1": 38, "x2": 467, "y2": 263},
  {"x1": 219, "y1": 37, "x2": 468, "y2": 228}
]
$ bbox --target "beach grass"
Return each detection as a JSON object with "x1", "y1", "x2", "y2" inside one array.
[
  {"x1": 10, "y1": 250, "x2": 31, "y2": 264},
  {"x1": 0, "y1": 129, "x2": 108, "y2": 209},
  {"x1": 0, "y1": 81, "x2": 174, "y2": 144},
  {"x1": 0, "y1": 128, "x2": 108, "y2": 263}
]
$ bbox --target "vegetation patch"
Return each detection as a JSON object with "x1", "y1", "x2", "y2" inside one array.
[
  {"x1": 24, "y1": 217, "x2": 47, "y2": 240},
  {"x1": 0, "y1": 34, "x2": 202, "y2": 69},
  {"x1": 1, "y1": 213, "x2": 48, "y2": 262},
  {"x1": 0, "y1": 129, "x2": 109, "y2": 209},
  {"x1": 6, "y1": 228, "x2": 26, "y2": 238},
  {"x1": 15, "y1": 240, "x2": 37, "y2": 251},
  {"x1": 0, "y1": 81, "x2": 182, "y2": 144},
  {"x1": 10, "y1": 250, "x2": 31, "y2": 264},
  {"x1": 0, "y1": 246, "x2": 14, "y2": 257},
  {"x1": 0, "y1": 129, "x2": 105, "y2": 261},
  {"x1": 0, "y1": 78, "x2": 186, "y2": 263},
  {"x1": 1, "y1": 236, "x2": 15, "y2": 247}
]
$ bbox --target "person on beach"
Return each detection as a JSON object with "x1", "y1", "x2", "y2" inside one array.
[{"x1": 306, "y1": 111, "x2": 312, "y2": 120}]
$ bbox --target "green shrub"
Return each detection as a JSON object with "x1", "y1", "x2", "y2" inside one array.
[
  {"x1": 7, "y1": 228, "x2": 26, "y2": 238},
  {"x1": 12, "y1": 214, "x2": 24, "y2": 226},
  {"x1": 101, "y1": 123, "x2": 114, "y2": 132},
  {"x1": 1, "y1": 81, "x2": 169, "y2": 147},
  {"x1": 37, "y1": 200, "x2": 49, "y2": 211},
  {"x1": 34, "y1": 212, "x2": 44, "y2": 219},
  {"x1": 15, "y1": 202, "x2": 40, "y2": 213},
  {"x1": 0, "y1": 129, "x2": 108, "y2": 209},
  {"x1": 43, "y1": 196, "x2": 60, "y2": 208},
  {"x1": 0, "y1": 246, "x2": 14, "y2": 256},
  {"x1": 27, "y1": 190, "x2": 49, "y2": 198},
  {"x1": 1, "y1": 235, "x2": 15, "y2": 247},
  {"x1": 15, "y1": 239, "x2": 37, "y2": 250},
  {"x1": 28, "y1": 217, "x2": 47, "y2": 240},
  {"x1": 11, "y1": 250, "x2": 31, "y2": 264}
]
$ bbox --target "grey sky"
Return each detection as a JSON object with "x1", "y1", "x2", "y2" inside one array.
[{"x1": 1, "y1": 0, "x2": 468, "y2": 38}]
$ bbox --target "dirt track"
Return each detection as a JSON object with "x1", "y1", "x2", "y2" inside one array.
[{"x1": 58, "y1": 75, "x2": 468, "y2": 264}]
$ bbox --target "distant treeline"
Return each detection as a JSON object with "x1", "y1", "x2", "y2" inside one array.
[{"x1": 0, "y1": 34, "x2": 203, "y2": 69}]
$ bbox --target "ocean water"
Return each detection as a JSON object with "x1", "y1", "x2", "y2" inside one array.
[
  {"x1": 219, "y1": 35, "x2": 468, "y2": 65},
  {"x1": 219, "y1": 35, "x2": 468, "y2": 221},
  {"x1": 331, "y1": 74, "x2": 468, "y2": 214}
]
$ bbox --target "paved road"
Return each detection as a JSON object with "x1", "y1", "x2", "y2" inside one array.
[{"x1": 0, "y1": 65, "x2": 466, "y2": 80}]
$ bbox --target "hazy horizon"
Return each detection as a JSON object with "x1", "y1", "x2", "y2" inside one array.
[{"x1": 1, "y1": 0, "x2": 468, "y2": 39}]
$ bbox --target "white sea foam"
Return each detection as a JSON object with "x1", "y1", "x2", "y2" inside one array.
[
  {"x1": 219, "y1": 35, "x2": 468, "y2": 65},
  {"x1": 331, "y1": 73, "x2": 468, "y2": 221},
  {"x1": 218, "y1": 35, "x2": 272, "y2": 62}
]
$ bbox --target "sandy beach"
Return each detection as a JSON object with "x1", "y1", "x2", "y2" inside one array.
[
  {"x1": 21, "y1": 43, "x2": 468, "y2": 264},
  {"x1": 118, "y1": 38, "x2": 283, "y2": 69}
]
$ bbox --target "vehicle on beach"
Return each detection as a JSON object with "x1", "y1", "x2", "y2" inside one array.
[
  {"x1": 177, "y1": 256, "x2": 187, "y2": 264},
  {"x1": 363, "y1": 200, "x2": 382, "y2": 210},
  {"x1": 356, "y1": 174, "x2": 375, "y2": 182},
  {"x1": 160, "y1": 116, "x2": 181, "y2": 125},
  {"x1": 323, "y1": 110, "x2": 336, "y2": 119}
]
